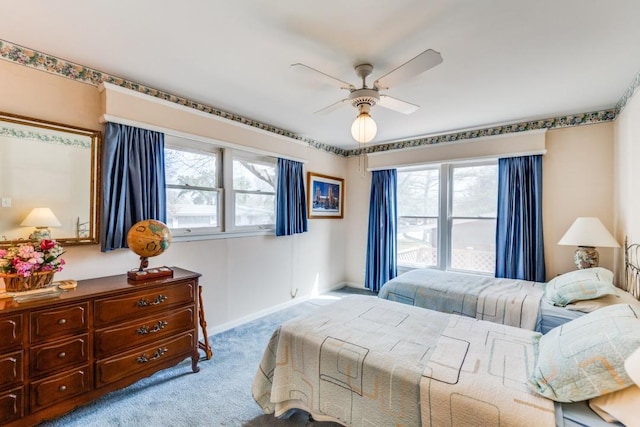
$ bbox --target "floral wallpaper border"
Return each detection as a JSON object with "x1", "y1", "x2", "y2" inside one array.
[
  {"x1": 616, "y1": 68, "x2": 640, "y2": 113},
  {"x1": 1, "y1": 39, "x2": 637, "y2": 158},
  {"x1": 349, "y1": 109, "x2": 619, "y2": 156},
  {"x1": 0, "y1": 125, "x2": 91, "y2": 149}
]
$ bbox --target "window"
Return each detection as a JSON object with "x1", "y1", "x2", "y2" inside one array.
[
  {"x1": 397, "y1": 168, "x2": 440, "y2": 267},
  {"x1": 449, "y1": 163, "x2": 498, "y2": 273},
  {"x1": 165, "y1": 146, "x2": 221, "y2": 235},
  {"x1": 229, "y1": 152, "x2": 276, "y2": 229},
  {"x1": 397, "y1": 161, "x2": 498, "y2": 274},
  {"x1": 165, "y1": 140, "x2": 277, "y2": 238}
]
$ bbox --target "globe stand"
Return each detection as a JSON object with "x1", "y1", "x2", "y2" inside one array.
[
  {"x1": 127, "y1": 256, "x2": 173, "y2": 281},
  {"x1": 126, "y1": 219, "x2": 173, "y2": 282}
]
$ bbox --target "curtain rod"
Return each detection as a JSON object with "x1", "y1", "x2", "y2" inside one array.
[{"x1": 99, "y1": 114, "x2": 308, "y2": 164}]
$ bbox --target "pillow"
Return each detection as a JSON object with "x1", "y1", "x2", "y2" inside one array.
[
  {"x1": 528, "y1": 304, "x2": 640, "y2": 402},
  {"x1": 544, "y1": 267, "x2": 616, "y2": 306},
  {"x1": 565, "y1": 286, "x2": 640, "y2": 313},
  {"x1": 588, "y1": 385, "x2": 640, "y2": 424}
]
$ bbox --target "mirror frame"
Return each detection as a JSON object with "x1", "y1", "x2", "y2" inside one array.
[{"x1": 0, "y1": 111, "x2": 101, "y2": 247}]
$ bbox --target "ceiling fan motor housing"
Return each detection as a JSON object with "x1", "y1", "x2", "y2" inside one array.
[
  {"x1": 350, "y1": 63, "x2": 379, "y2": 109},
  {"x1": 349, "y1": 88, "x2": 379, "y2": 109}
]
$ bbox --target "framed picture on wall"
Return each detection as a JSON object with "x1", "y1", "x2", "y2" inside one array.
[{"x1": 307, "y1": 172, "x2": 344, "y2": 219}]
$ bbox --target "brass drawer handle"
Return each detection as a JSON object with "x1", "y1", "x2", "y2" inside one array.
[
  {"x1": 136, "y1": 294, "x2": 168, "y2": 307},
  {"x1": 136, "y1": 347, "x2": 168, "y2": 364},
  {"x1": 136, "y1": 320, "x2": 168, "y2": 335},
  {"x1": 58, "y1": 385, "x2": 67, "y2": 392},
  {"x1": 58, "y1": 318, "x2": 67, "y2": 325},
  {"x1": 58, "y1": 352, "x2": 66, "y2": 358}
]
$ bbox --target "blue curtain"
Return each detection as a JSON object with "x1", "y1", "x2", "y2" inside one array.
[
  {"x1": 495, "y1": 155, "x2": 545, "y2": 281},
  {"x1": 275, "y1": 158, "x2": 308, "y2": 236},
  {"x1": 365, "y1": 169, "x2": 398, "y2": 292},
  {"x1": 101, "y1": 122, "x2": 166, "y2": 252}
]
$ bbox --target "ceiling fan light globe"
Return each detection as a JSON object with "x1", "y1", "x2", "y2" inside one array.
[{"x1": 351, "y1": 113, "x2": 377, "y2": 143}]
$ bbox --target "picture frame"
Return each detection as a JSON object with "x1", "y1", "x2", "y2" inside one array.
[{"x1": 307, "y1": 172, "x2": 344, "y2": 219}]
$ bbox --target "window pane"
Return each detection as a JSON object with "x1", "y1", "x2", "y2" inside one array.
[
  {"x1": 397, "y1": 217, "x2": 438, "y2": 267},
  {"x1": 166, "y1": 188, "x2": 218, "y2": 228},
  {"x1": 165, "y1": 148, "x2": 217, "y2": 187},
  {"x1": 450, "y1": 219, "x2": 495, "y2": 273},
  {"x1": 451, "y1": 164, "x2": 497, "y2": 217},
  {"x1": 235, "y1": 193, "x2": 275, "y2": 226},
  {"x1": 397, "y1": 169, "x2": 439, "y2": 217},
  {"x1": 233, "y1": 159, "x2": 275, "y2": 192}
]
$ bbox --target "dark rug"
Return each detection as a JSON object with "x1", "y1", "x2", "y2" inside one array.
[{"x1": 39, "y1": 287, "x2": 375, "y2": 426}]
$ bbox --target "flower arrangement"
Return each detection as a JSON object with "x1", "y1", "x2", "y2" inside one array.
[{"x1": 0, "y1": 239, "x2": 65, "y2": 277}]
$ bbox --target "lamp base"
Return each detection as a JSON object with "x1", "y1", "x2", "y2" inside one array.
[
  {"x1": 29, "y1": 227, "x2": 52, "y2": 241},
  {"x1": 574, "y1": 246, "x2": 599, "y2": 269}
]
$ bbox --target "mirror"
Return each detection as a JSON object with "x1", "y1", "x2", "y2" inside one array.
[{"x1": 0, "y1": 111, "x2": 101, "y2": 246}]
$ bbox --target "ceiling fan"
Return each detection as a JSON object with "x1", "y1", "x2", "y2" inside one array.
[{"x1": 291, "y1": 49, "x2": 443, "y2": 143}]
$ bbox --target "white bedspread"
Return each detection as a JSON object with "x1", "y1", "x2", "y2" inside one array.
[
  {"x1": 378, "y1": 269, "x2": 545, "y2": 330},
  {"x1": 252, "y1": 295, "x2": 554, "y2": 426}
]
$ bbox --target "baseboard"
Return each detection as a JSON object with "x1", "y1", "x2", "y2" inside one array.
[
  {"x1": 207, "y1": 282, "x2": 351, "y2": 336},
  {"x1": 206, "y1": 295, "x2": 312, "y2": 336},
  {"x1": 341, "y1": 281, "x2": 366, "y2": 289}
]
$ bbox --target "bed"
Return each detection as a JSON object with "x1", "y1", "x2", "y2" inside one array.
[
  {"x1": 377, "y1": 268, "x2": 547, "y2": 331},
  {"x1": 252, "y1": 295, "x2": 639, "y2": 426},
  {"x1": 378, "y1": 264, "x2": 638, "y2": 334}
]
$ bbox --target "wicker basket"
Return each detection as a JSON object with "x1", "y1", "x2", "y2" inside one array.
[{"x1": 1, "y1": 271, "x2": 55, "y2": 292}]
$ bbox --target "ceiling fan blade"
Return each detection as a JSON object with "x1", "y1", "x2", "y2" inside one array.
[
  {"x1": 378, "y1": 95, "x2": 420, "y2": 115},
  {"x1": 314, "y1": 98, "x2": 350, "y2": 115},
  {"x1": 374, "y1": 49, "x2": 443, "y2": 90},
  {"x1": 291, "y1": 63, "x2": 355, "y2": 90}
]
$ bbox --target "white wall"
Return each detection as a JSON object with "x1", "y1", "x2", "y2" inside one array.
[
  {"x1": 614, "y1": 87, "x2": 640, "y2": 283},
  {"x1": 0, "y1": 60, "x2": 348, "y2": 332},
  {"x1": 344, "y1": 159, "x2": 372, "y2": 287}
]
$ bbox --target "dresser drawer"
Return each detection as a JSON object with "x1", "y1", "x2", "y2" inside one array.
[
  {"x1": 0, "y1": 314, "x2": 23, "y2": 352},
  {"x1": 30, "y1": 303, "x2": 89, "y2": 343},
  {"x1": 95, "y1": 332, "x2": 195, "y2": 387},
  {"x1": 30, "y1": 335, "x2": 89, "y2": 377},
  {"x1": 30, "y1": 365, "x2": 92, "y2": 411},
  {"x1": 95, "y1": 305, "x2": 196, "y2": 357},
  {"x1": 0, "y1": 351, "x2": 23, "y2": 389},
  {"x1": 0, "y1": 386, "x2": 23, "y2": 425},
  {"x1": 94, "y1": 280, "x2": 196, "y2": 326}
]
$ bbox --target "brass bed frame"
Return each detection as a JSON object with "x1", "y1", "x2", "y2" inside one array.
[{"x1": 624, "y1": 236, "x2": 640, "y2": 299}]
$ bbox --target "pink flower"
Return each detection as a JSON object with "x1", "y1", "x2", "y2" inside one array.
[
  {"x1": 17, "y1": 245, "x2": 36, "y2": 258},
  {"x1": 14, "y1": 260, "x2": 34, "y2": 277},
  {"x1": 28, "y1": 252, "x2": 44, "y2": 265},
  {"x1": 0, "y1": 239, "x2": 64, "y2": 276}
]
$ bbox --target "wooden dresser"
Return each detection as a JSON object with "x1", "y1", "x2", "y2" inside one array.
[{"x1": 0, "y1": 267, "x2": 201, "y2": 426}]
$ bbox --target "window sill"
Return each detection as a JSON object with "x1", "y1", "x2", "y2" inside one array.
[{"x1": 171, "y1": 229, "x2": 274, "y2": 242}]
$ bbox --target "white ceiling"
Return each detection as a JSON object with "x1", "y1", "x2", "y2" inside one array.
[{"x1": 2, "y1": 1, "x2": 640, "y2": 151}]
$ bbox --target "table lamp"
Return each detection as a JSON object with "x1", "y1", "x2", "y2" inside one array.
[
  {"x1": 558, "y1": 217, "x2": 619, "y2": 269},
  {"x1": 21, "y1": 207, "x2": 61, "y2": 240}
]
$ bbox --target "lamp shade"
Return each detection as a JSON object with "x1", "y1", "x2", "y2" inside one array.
[
  {"x1": 20, "y1": 207, "x2": 61, "y2": 228},
  {"x1": 351, "y1": 112, "x2": 377, "y2": 143},
  {"x1": 558, "y1": 217, "x2": 619, "y2": 248}
]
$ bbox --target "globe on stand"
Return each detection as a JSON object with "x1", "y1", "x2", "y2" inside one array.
[{"x1": 126, "y1": 219, "x2": 173, "y2": 281}]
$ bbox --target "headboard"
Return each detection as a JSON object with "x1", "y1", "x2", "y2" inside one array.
[{"x1": 624, "y1": 237, "x2": 640, "y2": 299}]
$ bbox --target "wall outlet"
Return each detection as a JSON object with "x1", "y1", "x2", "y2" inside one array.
[{"x1": 1, "y1": 198, "x2": 10, "y2": 208}]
